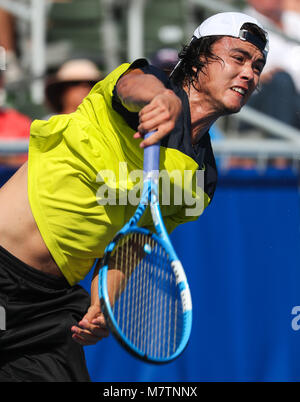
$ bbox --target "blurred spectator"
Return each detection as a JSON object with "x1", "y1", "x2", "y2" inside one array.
[
  {"x1": 0, "y1": 71, "x2": 31, "y2": 167},
  {"x1": 45, "y1": 59, "x2": 103, "y2": 118},
  {"x1": 0, "y1": 8, "x2": 23, "y2": 85},
  {"x1": 149, "y1": 48, "x2": 179, "y2": 76},
  {"x1": 282, "y1": 0, "x2": 300, "y2": 39},
  {"x1": 244, "y1": 0, "x2": 300, "y2": 130},
  {"x1": 0, "y1": 2, "x2": 73, "y2": 85}
]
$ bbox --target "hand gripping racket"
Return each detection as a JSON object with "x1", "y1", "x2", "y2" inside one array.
[{"x1": 97, "y1": 131, "x2": 192, "y2": 363}]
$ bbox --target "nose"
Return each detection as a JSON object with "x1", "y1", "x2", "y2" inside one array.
[{"x1": 240, "y1": 62, "x2": 255, "y2": 83}]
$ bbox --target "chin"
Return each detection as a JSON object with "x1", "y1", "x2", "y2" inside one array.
[
  {"x1": 218, "y1": 96, "x2": 244, "y2": 115},
  {"x1": 231, "y1": 105, "x2": 243, "y2": 114},
  {"x1": 221, "y1": 104, "x2": 243, "y2": 116}
]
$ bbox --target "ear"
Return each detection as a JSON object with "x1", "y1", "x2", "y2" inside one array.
[{"x1": 191, "y1": 66, "x2": 201, "y2": 89}]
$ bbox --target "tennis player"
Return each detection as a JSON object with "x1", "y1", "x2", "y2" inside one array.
[{"x1": 0, "y1": 12, "x2": 268, "y2": 381}]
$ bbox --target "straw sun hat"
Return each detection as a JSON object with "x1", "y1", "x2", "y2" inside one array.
[{"x1": 45, "y1": 59, "x2": 103, "y2": 112}]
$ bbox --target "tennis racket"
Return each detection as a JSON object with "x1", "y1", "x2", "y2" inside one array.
[{"x1": 96, "y1": 131, "x2": 192, "y2": 363}]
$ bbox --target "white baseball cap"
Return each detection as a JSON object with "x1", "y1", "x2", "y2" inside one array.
[
  {"x1": 169, "y1": 12, "x2": 269, "y2": 78},
  {"x1": 193, "y1": 12, "x2": 269, "y2": 59}
]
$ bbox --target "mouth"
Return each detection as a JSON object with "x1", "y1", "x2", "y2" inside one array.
[{"x1": 230, "y1": 86, "x2": 248, "y2": 97}]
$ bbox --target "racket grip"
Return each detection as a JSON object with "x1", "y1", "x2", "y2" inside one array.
[{"x1": 143, "y1": 131, "x2": 160, "y2": 173}]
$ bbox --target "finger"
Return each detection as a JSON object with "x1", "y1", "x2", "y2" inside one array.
[
  {"x1": 78, "y1": 318, "x2": 94, "y2": 330},
  {"x1": 134, "y1": 129, "x2": 156, "y2": 142},
  {"x1": 75, "y1": 319, "x2": 109, "y2": 338},
  {"x1": 139, "y1": 102, "x2": 169, "y2": 120},
  {"x1": 139, "y1": 101, "x2": 159, "y2": 116},
  {"x1": 139, "y1": 104, "x2": 171, "y2": 124},
  {"x1": 133, "y1": 132, "x2": 142, "y2": 139},
  {"x1": 72, "y1": 333, "x2": 98, "y2": 346},
  {"x1": 133, "y1": 130, "x2": 155, "y2": 140},
  {"x1": 72, "y1": 325, "x2": 108, "y2": 343},
  {"x1": 91, "y1": 315, "x2": 107, "y2": 326},
  {"x1": 72, "y1": 333, "x2": 88, "y2": 345},
  {"x1": 75, "y1": 326, "x2": 109, "y2": 340},
  {"x1": 138, "y1": 114, "x2": 170, "y2": 136},
  {"x1": 139, "y1": 122, "x2": 175, "y2": 148}
]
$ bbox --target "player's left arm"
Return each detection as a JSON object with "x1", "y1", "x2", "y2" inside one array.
[
  {"x1": 71, "y1": 267, "x2": 109, "y2": 345},
  {"x1": 71, "y1": 261, "x2": 130, "y2": 346}
]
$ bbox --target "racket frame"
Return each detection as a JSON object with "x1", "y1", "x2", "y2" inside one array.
[{"x1": 97, "y1": 132, "x2": 192, "y2": 363}]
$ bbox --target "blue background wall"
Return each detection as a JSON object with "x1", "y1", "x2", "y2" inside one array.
[
  {"x1": 1, "y1": 166, "x2": 300, "y2": 381},
  {"x1": 82, "y1": 168, "x2": 300, "y2": 382}
]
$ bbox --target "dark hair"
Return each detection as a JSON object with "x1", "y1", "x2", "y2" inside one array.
[
  {"x1": 171, "y1": 22, "x2": 267, "y2": 89},
  {"x1": 171, "y1": 36, "x2": 223, "y2": 89}
]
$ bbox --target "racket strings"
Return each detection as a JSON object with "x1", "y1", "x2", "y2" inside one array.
[{"x1": 107, "y1": 232, "x2": 184, "y2": 359}]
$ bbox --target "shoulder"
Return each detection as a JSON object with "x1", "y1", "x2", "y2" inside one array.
[{"x1": 118, "y1": 58, "x2": 170, "y2": 87}]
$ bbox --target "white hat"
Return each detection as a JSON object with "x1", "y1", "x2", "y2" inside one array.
[
  {"x1": 193, "y1": 12, "x2": 269, "y2": 59},
  {"x1": 45, "y1": 59, "x2": 103, "y2": 112},
  {"x1": 169, "y1": 12, "x2": 269, "y2": 78},
  {"x1": 55, "y1": 59, "x2": 102, "y2": 82}
]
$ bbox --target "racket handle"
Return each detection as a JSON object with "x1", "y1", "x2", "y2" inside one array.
[{"x1": 143, "y1": 131, "x2": 160, "y2": 173}]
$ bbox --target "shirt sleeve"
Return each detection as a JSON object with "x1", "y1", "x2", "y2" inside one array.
[{"x1": 112, "y1": 58, "x2": 170, "y2": 131}]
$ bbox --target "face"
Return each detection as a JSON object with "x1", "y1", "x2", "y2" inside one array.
[
  {"x1": 193, "y1": 36, "x2": 265, "y2": 115},
  {"x1": 248, "y1": 0, "x2": 282, "y2": 17},
  {"x1": 61, "y1": 81, "x2": 93, "y2": 113}
]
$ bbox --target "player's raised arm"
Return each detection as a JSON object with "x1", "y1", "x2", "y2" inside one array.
[{"x1": 116, "y1": 69, "x2": 182, "y2": 147}]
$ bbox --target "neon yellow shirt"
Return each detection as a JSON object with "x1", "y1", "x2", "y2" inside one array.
[{"x1": 28, "y1": 62, "x2": 210, "y2": 285}]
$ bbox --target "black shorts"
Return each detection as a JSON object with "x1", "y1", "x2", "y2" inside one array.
[{"x1": 0, "y1": 245, "x2": 91, "y2": 382}]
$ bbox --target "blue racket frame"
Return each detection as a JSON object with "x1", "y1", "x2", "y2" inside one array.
[{"x1": 97, "y1": 132, "x2": 192, "y2": 363}]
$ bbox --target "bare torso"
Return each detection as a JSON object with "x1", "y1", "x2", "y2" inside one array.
[{"x1": 0, "y1": 162, "x2": 63, "y2": 277}]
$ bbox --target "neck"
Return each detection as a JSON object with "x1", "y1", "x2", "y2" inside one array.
[{"x1": 183, "y1": 84, "x2": 219, "y2": 145}]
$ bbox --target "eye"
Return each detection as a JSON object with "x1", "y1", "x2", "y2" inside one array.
[
  {"x1": 253, "y1": 64, "x2": 263, "y2": 75},
  {"x1": 232, "y1": 55, "x2": 244, "y2": 62}
]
